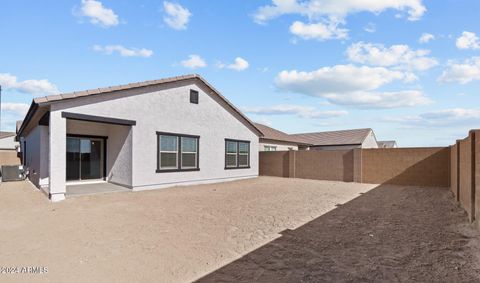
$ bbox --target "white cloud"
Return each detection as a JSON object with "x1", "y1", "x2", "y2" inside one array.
[
  {"x1": 163, "y1": 1, "x2": 191, "y2": 30},
  {"x1": 419, "y1": 33, "x2": 434, "y2": 44},
  {"x1": 253, "y1": 0, "x2": 425, "y2": 41},
  {"x1": 1, "y1": 103, "x2": 30, "y2": 116},
  {"x1": 180, "y1": 55, "x2": 207, "y2": 69},
  {"x1": 93, "y1": 45, "x2": 153, "y2": 57},
  {"x1": 0, "y1": 73, "x2": 59, "y2": 95},
  {"x1": 386, "y1": 108, "x2": 480, "y2": 127},
  {"x1": 253, "y1": 0, "x2": 426, "y2": 23},
  {"x1": 456, "y1": 31, "x2": 480, "y2": 50},
  {"x1": 218, "y1": 57, "x2": 250, "y2": 71},
  {"x1": 79, "y1": 0, "x2": 119, "y2": 27},
  {"x1": 363, "y1": 22, "x2": 376, "y2": 33},
  {"x1": 323, "y1": 90, "x2": 430, "y2": 108},
  {"x1": 289, "y1": 20, "x2": 348, "y2": 40},
  {"x1": 438, "y1": 57, "x2": 480, "y2": 84},
  {"x1": 346, "y1": 42, "x2": 438, "y2": 71},
  {"x1": 275, "y1": 65, "x2": 431, "y2": 109},
  {"x1": 244, "y1": 104, "x2": 347, "y2": 119}
]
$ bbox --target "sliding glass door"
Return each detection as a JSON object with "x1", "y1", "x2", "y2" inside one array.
[{"x1": 66, "y1": 137, "x2": 105, "y2": 181}]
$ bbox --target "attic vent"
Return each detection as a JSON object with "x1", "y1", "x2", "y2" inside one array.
[{"x1": 190, "y1": 90, "x2": 199, "y2": 104}]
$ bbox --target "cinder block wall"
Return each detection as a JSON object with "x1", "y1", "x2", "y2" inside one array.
[
  {"x1": 450, "y1": 143, "x2": 459, "y2": 200},
  {"x1": 361, "y1": 148, "x2": 450, "y2": 187},
  {"x1": 459, "y1": 136, "x2": 473, "y2": 221},
  {"x1": 294, "y1": 150, "x2": 354, "y2": 182},
  {"x1": 259, "y1": 151, "x2": 290, "y2": 177},
  {"x1": 259, "y1": 148, "x2": 450, "y2": 187},
  {"x1": 0, "y1": 149, "x2": 21, "y2": 166}
]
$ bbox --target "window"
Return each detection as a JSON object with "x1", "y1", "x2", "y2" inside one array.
[
  {"x1": 264, "y1": 145, "x2": 277, "y2": 151},
  {"x1": 190, "y1": 89, "x2": 199, "y2": 104},
  {"x1": 225, "y1": 139, "x2": 250, "y2": 169},
  {"x1": 157, "y1": 132, "x2": 199, "y2": 172}
]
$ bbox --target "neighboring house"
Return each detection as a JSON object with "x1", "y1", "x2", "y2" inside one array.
[
  {"x1": 254, "y1": 123, "x2": 311, "y2": 151},
  {"x1": 16, "y1": 74, "x2": 262, "y2": 201},
  {"x1": 0, "y1": 132, "x2": 18, "y2": 150},
  {"x1": 291, "y1": 128, "x2": 379, "y2": 150},
  {"x1": 378, "y1": 140, "x2": 398, "y2": 148}
]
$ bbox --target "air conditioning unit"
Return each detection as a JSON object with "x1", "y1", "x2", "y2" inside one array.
[{"x1": 1, "y1": 165, "x2": 25, "y2": 182}]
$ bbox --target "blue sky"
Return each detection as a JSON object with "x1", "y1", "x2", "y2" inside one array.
[{"x1": 1, "y1": 0, "x2": 480, "y2": 146}]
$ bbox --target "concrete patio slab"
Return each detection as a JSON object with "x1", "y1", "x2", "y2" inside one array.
[{"x1": 66, "y1": 182, "x2": 130, "y2": 197}]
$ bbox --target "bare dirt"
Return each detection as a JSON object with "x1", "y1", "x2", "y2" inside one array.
[{"x1": 0, "y1": 177, "x2": 479, "y2": 282}]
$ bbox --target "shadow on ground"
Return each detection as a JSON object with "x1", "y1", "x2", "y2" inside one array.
[{"x1": 196, "y1": 184, "x2": 480, "y2": 282}]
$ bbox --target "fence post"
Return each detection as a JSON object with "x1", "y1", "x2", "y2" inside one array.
[
  {"x1": 353, "y1": 148, "x2": 362, "y2": 183},
  {"x1": 456, "y1": 140, "x2": 461, "y2": 202}
]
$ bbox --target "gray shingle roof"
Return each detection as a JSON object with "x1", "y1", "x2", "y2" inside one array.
[
  {"x1": 291, "y1": 128, "x2": 373, "y2": 146},
  {"x1": 254, "y1": 123, "x2": 310, "y2": 145}
]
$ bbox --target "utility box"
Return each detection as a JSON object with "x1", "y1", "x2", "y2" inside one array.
[{"x1": 1, "y1": 165, "x2": 24, "y2": 182}]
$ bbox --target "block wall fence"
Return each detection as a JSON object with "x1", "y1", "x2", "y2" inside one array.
[{"x1": 260, "y1": 147, "x2": 450, "y2": 187}]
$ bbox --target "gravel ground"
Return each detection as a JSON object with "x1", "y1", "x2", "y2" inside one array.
[{"x1": 0, "y1": 177, "x2": 479, "y2": 282}]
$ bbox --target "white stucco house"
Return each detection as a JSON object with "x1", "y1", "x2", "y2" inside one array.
[
  {"x1": 254, "y1": 123, "x2": 311, "y2": 151},
  {"x1": 17, "y1": 74, "x2": 262, "y2": 201},
  {"x1": 291, "y1": 128, "x2": 379, "y2": 150},
  {"x1": 0, "y1": 132, "x2": 18, "y2": 150}
]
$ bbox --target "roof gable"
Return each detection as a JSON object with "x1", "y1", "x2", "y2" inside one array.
[
  {"x1": 18, "y1": 74, "x2": 263, "y2": 137},
  {"x1": 291, "y1": 128, "x2": 373, "y2": 146}
]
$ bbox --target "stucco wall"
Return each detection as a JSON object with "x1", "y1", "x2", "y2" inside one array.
[
  {"x1": 0, "y1": 136, "x2": 18, "y2": 150},
  {"x1": 259, "y1": 140, "x2": 298, "y2": 151},
  {"x1": 24, "y1": 126, "x2": 42, "y2": 186},
  {"x1": 362, "y1": 132, "x2": 379, "y2": 148},
  {"x1": 361, "y1": 148, "x2": 450, "y2": 187},
  {"x1": 310, "y1": 145, "x2": 361, "y2": 151},
  {"x1": 50, "y1": 80, "x2": 259, "y2": 191}
]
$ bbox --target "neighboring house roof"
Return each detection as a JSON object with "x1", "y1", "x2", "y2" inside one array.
[
  {"x1": 17, "y1": 74, "x2": 263, "y2": 137},
  {"x1": 0, "y1": 131, "x2": 16, "y2": 139},
  {"x1": 254, "y1": 123, "x2": 311, "y2": 145},
  {"x1": 291, "y1": 128, "x2": 373, "y2": 146},
  {"x1": 378, "y1": 140, "x2": 397, "y2": 148}
]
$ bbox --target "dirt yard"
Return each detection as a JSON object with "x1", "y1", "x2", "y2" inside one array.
[{"x1": 0, "y1": 177, "x2": 479, "y2": 282}]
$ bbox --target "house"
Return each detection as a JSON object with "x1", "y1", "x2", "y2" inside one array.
[
  {"x1": 16, "y1": 74, "x2": 262, "y2": 201},
  {"x1": 0, "y1": 131, "x2": 18, "y2": 150},
  {"x1": 291, "y1": 128, "x2": 379, "y2": 150},
  {"x1": 254, "y1": 123, "x2": 311, "y2": 151},
  {"x1": 377, "y1": 140, "x2": 398, "y2": 148}
]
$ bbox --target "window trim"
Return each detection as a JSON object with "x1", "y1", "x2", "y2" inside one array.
[
  {"x1": 156, "y1": 131, "x2": 200, "y2": 173},
  {"x1": 225, "y1": 139, "x2": 250, "y2": 170}
]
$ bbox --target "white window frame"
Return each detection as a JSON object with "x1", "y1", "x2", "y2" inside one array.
[
  {"x1": 180, "y1": 137, "x2": 198, "y2": 169},
  {"x1": 159, "y1": 135, "x2": 178, "y2": 170},
  {"x1": 225, "y1": 141, "x2": 238, "y2": 168}
]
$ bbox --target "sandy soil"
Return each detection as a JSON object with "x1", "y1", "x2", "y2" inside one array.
[{"x1": 0, "y1": 177, "x2": 479, "y2": 282}]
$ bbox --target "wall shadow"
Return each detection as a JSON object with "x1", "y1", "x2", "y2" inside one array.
[{"x1": 195, "y1": 184, "x2": 477, "y2": 282}]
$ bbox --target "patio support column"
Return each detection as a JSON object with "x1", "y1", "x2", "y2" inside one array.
[{"x1": 49, "y1": 111, "x2": 66, "y2": 202}]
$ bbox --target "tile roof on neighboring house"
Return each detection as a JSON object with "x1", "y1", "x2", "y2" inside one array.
[
  {"x1": 0, "y1": 131, "x2": 16, "y2": 139},
  {"x1": 291, "y1": 128, "x2": 373, "y2": 146},
  {"x1": 18, "y1": 74, "x2": 263, "y2": 137},
  {"x1": 378, "y1": 140, "x2": 397, "y2": 148},
  {"x1": 254, "y1": 123, "x2": 311, "y2": 145}
]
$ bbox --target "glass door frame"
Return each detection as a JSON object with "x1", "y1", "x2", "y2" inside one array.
[{"x1": 66, "y1": 134, "x2": 107, "y2": 182}]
